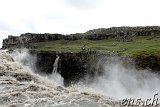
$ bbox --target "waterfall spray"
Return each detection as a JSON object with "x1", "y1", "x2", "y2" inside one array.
[{"x1": 81, "y1": 57, "x2": 160, "y2": 101}]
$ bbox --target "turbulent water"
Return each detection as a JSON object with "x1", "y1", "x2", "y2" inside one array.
[
  {"x1": 0, "y1": 50, "x2": 118, "y2": 107},
  {"x1": 1, "y1": 49, "x2": 160, "y2": 107}
]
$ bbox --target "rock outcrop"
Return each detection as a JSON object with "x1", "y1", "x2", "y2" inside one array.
[
  {"x1": 85, "y1": 26, "x2": 160, "y2": 41},
  {"x1": 135, "y1": 55, "x2": 160, "y2": 72},
  {"x1": 2, "y1": 35, "x2": 20, "y2": 49},
  {"x1": 2, "y1": 33, "x2": 65, "y2": 49},
  {"x1": 2, "y1": 26, "x2": 160, "y2": 49},
  {"x1": 30, "y1": 50, "x2": 92, "y2": 86}
]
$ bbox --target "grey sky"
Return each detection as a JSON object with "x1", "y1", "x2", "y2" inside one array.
[
  {"x1": 0, "y1": 0, "x2": 160, "y2": 48},
  {"x1": 65, "y1": 0, "x2": 99, "y2": 9}
]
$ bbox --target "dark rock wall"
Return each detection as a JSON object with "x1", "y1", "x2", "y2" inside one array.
[
  {"x1": 85, "y1": 26, "x2": 160, "y2": 41},
  {"x1": 2, "y1": 33, "x2": 65, "y2": 49},
  {"x1": 31, "y1": 50, "x2": 160, "y2": 86},
  {"x1": 2, "y1": 36, "x2": 20, "y2": 49},
  {"x1": 32, "y1": 51, "x2": 89, "y2": 86},
  {"x1": 135, "y1": 55, "x2": 160, "y2": 72}
]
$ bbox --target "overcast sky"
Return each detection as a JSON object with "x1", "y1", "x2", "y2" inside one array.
[{"x1": 0, "y1": 0, "x2": 160, "y2": 47}]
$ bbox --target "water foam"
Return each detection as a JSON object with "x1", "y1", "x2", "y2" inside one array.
[{"x1": 0, "y1": 50, "x2": 118, "y2": 107}]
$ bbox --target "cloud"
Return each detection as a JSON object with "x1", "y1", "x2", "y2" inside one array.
[
  {"x1": 0, "y1": 22, "x2": 11, "y2": 31},
  {"x1": 64, "y1": 0, "x2": 99, "y2": 9},
  {"x1": 0, "y1": 0, "x2": 160, "y2": 48}
]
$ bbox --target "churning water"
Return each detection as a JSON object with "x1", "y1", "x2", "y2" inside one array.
[
  {"x1": 0, "y1": 49, "x2": 118, "y2": 107},
  {"x1": 0, "y1": 49, "x2": 160, "y2": 107}
]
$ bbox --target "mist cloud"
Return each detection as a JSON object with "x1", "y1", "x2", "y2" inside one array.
[{"x1": 82, "y1": 57, "x2": 160, "y2": 100}]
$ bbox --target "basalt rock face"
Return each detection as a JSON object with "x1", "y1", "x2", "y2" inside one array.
[
  {"x1": 32, "y1": 51, "x2": 160, "y2": 86},
  {"x1": 2, "y1": 33, "x2": 65, "y2": 49},
  {"x1": 2, "y1": 26, "x2": 160, "y2": 49},
  {"x1": 31, "y1": 51, "x2": 90, "y2": 86},
  {"x1": 86, "y1": 26, "x2": 160, "y2": 35},
  {"x1": 85, "y1": 26, "x2": 160, "y2": 41},
  {"x1": 2, "y1": 36, "x2": 20, "y2": 49},
  {"x1": 135, "y1": 55, "x2": 160, "y2": 72}
]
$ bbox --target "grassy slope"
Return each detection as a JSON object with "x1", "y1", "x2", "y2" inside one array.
[{"x1": 30, "y1": 35, "x2": 160, "y2": 57}]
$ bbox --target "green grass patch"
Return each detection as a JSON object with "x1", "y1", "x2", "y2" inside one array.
[{"x1": 30, "y1": 35, "x2": 160, "y2": 57}]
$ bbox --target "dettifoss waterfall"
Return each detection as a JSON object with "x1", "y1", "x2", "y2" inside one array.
[{"x1": 0, "y1": 49, "x2": 160, "y2": 107}]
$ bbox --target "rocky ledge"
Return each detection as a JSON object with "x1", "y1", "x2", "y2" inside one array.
[{"x1": 2, "y1": 26, "x2": 160, "y2": 49}]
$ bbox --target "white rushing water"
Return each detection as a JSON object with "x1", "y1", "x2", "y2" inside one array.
[
  {"x1": 1, "y1": 49, "x2": 160, "y2": 107},
  {"x1": 0, "y1": 50, "x2": 118, "y2": 107}
]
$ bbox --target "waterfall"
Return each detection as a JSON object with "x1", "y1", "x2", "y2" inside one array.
[
  {"x1": 53, "y1": 55, "x2": 60, "y2": 73},
  {"x1": 49, "y1": 55, "x2": 64, "y2": 86}
]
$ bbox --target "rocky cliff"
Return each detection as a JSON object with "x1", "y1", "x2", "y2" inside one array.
[
  {"x1": 85, "y1": 26, "x2": 160, "y2": 41},
  {"x1": 30, "y1": 50, "x2": 97, "y2": 86},
  {"x1": 2, "y1": 26, "x2": 160, "y2": 49},
  {"x1": 2, "y1": 26, "x2": 160, "y2": 86},
  {"x1": 30, "y1": 50, "x2": 160, "y2": 86},
  {"x1": 2, "y1": 33, "x2": 65, "y2": 49}
]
